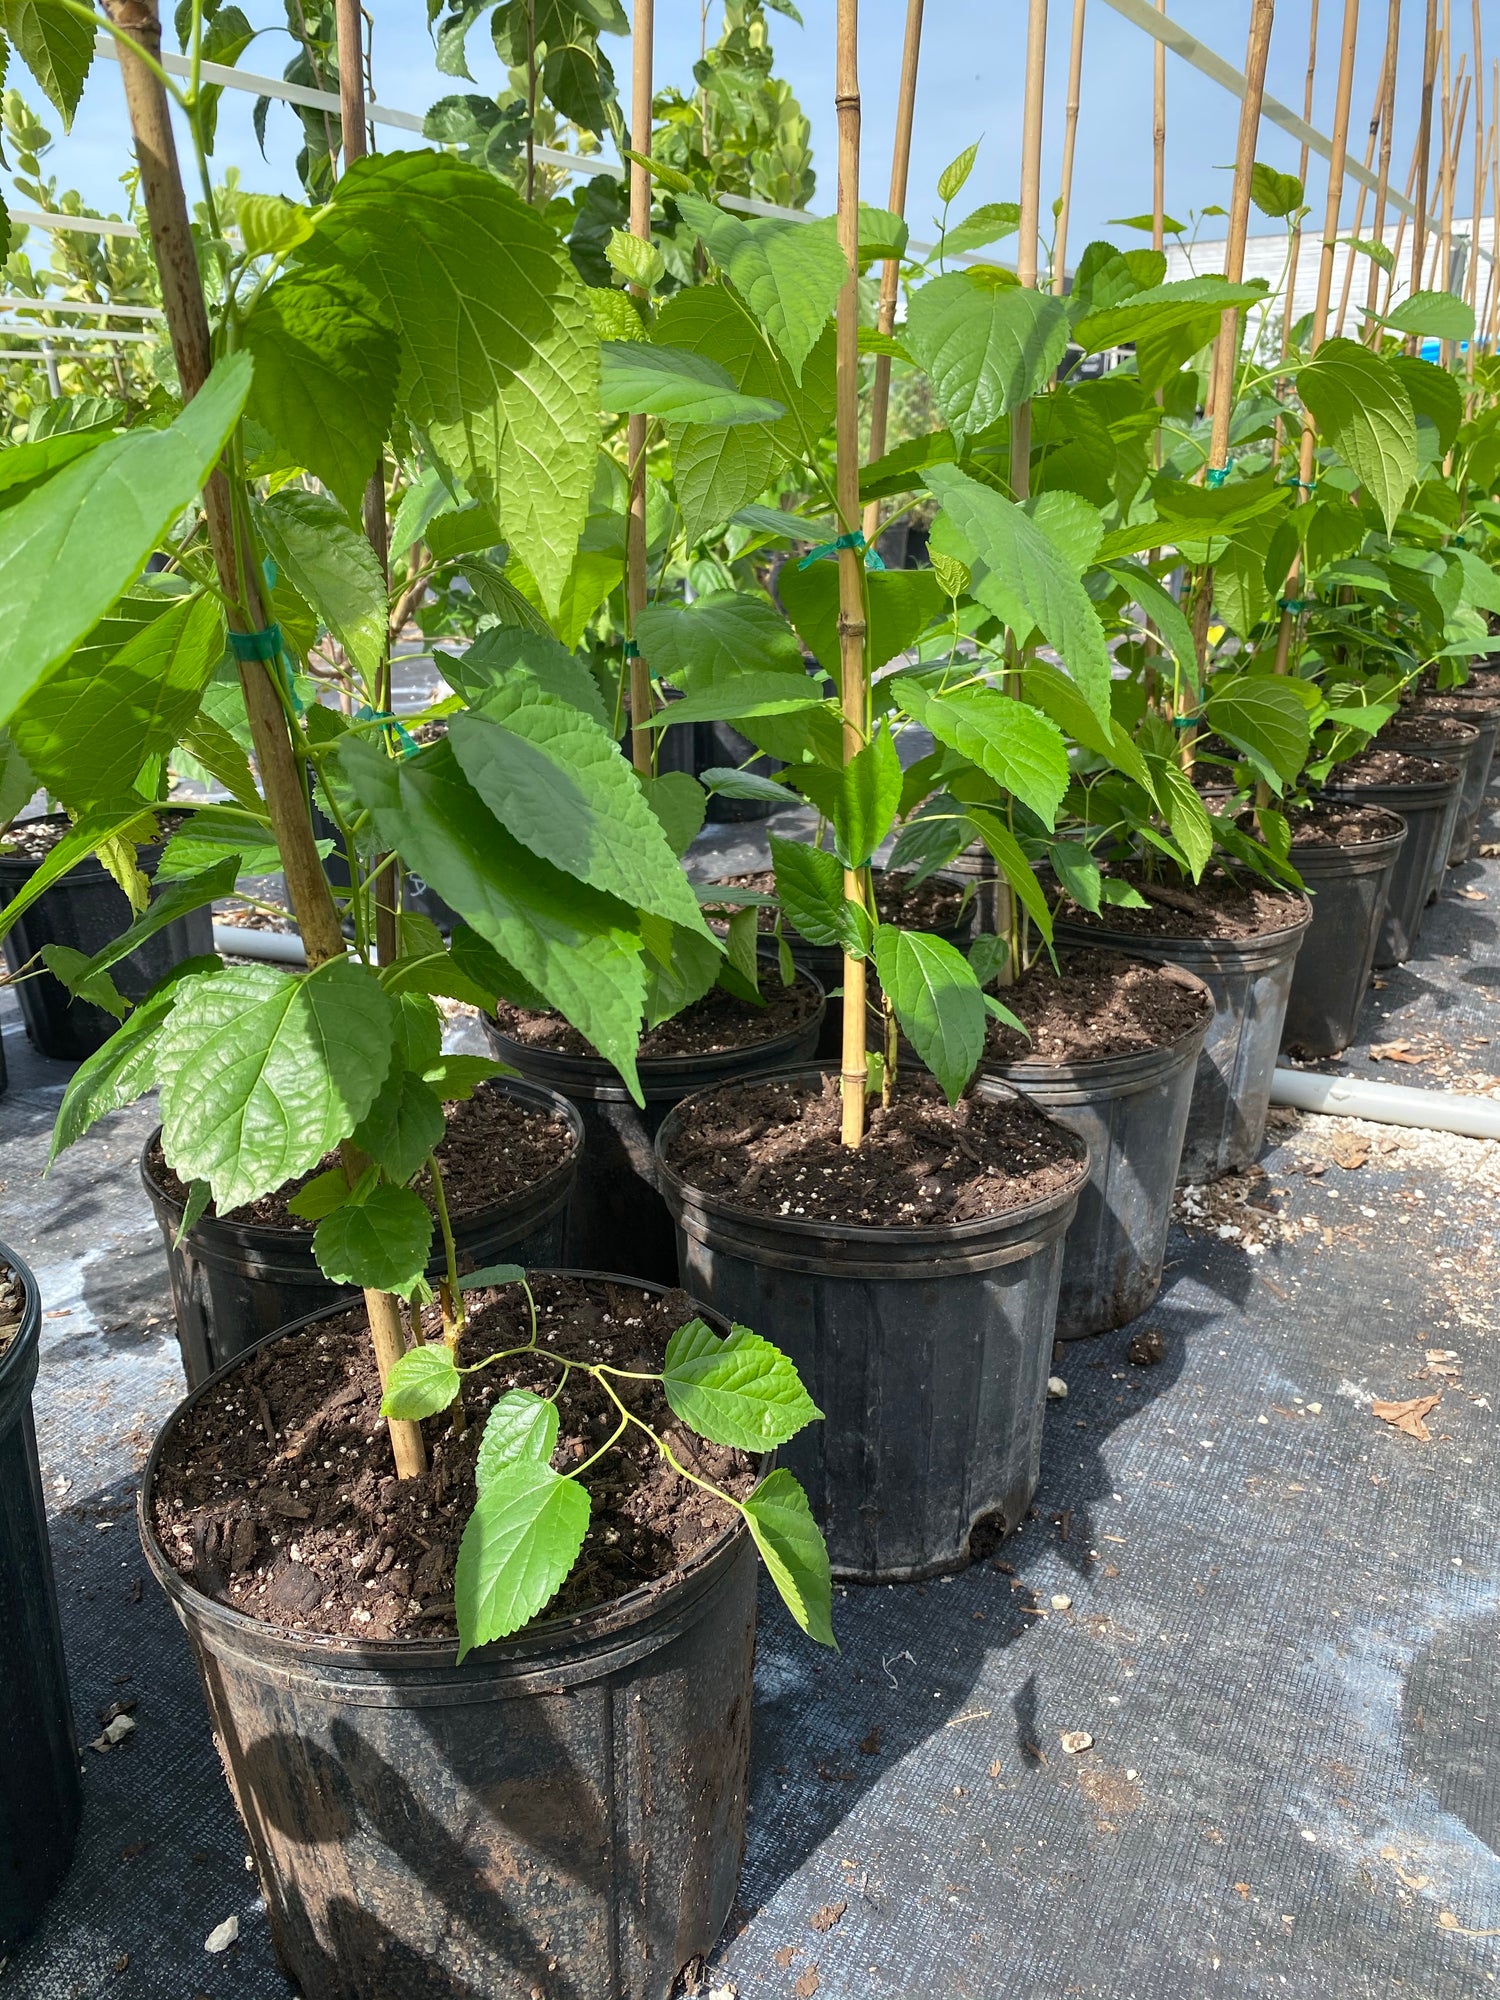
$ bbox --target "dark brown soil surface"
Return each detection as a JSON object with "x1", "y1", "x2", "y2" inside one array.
[
  {"x1": 1, "y1": 808, "x2": 190, "y2": 864},
  {"x1": 148, "y1": 1085, "x2": 573, "y2": 1229},
  {"x1": 982, "y1": 953, "x2": 1210, "y2": 1065},
  {"x1": 149, "y1": 1275, "x2": 755, "y2": 1643},
  {"x1": 0, "y1": 1263, "x2": 22, "y2": 1364},
  {"x1": 1280, "y1": 802, "x2": 1407, "y2": 848},
  {"x1": 1378, "y1": 713, "x2": 1478, "y2": 748},
  {"x1": 1418, "y1": 689, "x2": 1500, "y2": 717},
  {"x1": 705, "y1": 868, "x2": 966, "y2": 938},
  {"x1": 1327, "y1": 748, "x2": 1455, "y2": 789},
  {"x1": 661, "y1": 1072, "x2": 1086, "y2": 1227},
  {"x1": 495, "y1": 971, "x2": 821, "y2": 1061},
  {"x1": 1055, "y1": 869, "x2": 1308, "y2": 942}
]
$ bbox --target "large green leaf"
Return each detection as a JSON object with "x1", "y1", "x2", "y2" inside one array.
[
  {"x1": 599, "y1": 342, "x2": 783, "y2": 425},
  {"x1": 770, "y1": 834, "x2": 845, "y2": 946},
  {"x1": 649, "y1": 673, "x2": 827, "y2": 728},
  {"x1": 1389, "y1": 355, "x2": 1464, "y2": 458},
  {"x1": 476, "y1": 1390, "x2": 560, "y2": 1491},
  {"x1": 1204, "y1": 674, "x2": 1312, "y2": 791},
  {"x1": 1296, "y1": 338, "x2": 1417, "y2": 534},
  {"x1": 1020, "y1": 660, "x2": 1154, "y2": 797},
  {"x1": 661, "y1": 1318, "x2": 822, "y2": 1451},
  {"x1": 446, "y1": 624, "x2": 607, "y2": 728},
  {"x1": 635, "y1": 588, "x2": 805, "y2": 688},
  {"x1": 10, "y1": 591, "x2": 225, "y2": 811},
  {"x1": 311, "y1": 153, "x2": 598, "y2": 613},
  {"x1": 778, "y1": 563, "x2": 945, "y2": 680},
  {"x1": 449, "y1": 692, "x2": 714, "y2": 936},
  {"x1": 1379, "y1": 289, "x2": 1475, "y2": 342},
  {"x1": 340, "y1": 735, "x2": 647, "y2": 1098},
  {"x1": 0, "y1": 356, "x2": 251, "y2": 726},
  {"x1": 48, "y1": 970, "x2": 200, "y2": 1163},
  {"x1": 1102, "y1": 561, "x2": 1198, "y2": 681},
  {"x1": 455, "y1": 1460, "x2": 591, "y2": 1657},
  {"x1": 0, "y1": 805, "x2": 173, "y2": 945},
  {"x1": 675, "y1": 194, "x2": 846, "y2": 384},
  {"x1": 832, "y1": 726, "x2": 902, "y2": 869},
  {"x1": 1074, "y1": 276, "x2": 1269, "y2": 353},
  {"x1": 926, "y1": 465, "x2": 1112, "y2": 726},
  {"x1": 1, "y1": 0, "x2": 93, "y2": 124},
  {"x1": 241, "y1": 262, "x2": 399, "y2": 518},
  {"x1": 0, "y1": 428, "x2": 111, "y2": 512},
  {"x1": 872, "y1": 925, "x2": 985, "y2": 1103},
  {"x1": 904, "y1": 274, "x2": 1071, "y2": 443},
  {"x1": 1152, "y1": 758, "x2": 1214, "y2": 878},
  {"x1": 256, "y1": 488, "x2": 387, "y2": 683},
  {"x1": 154, "y1": 960, "x2": 397, "y2": 1214},
  {"x1": 966, "y1": 807, "x2": 1054, "y2": 942},
  {"x1": 313, "y1": 1183, "x2": 434, "y2": 1300},
  {"x1": 741, "y1": 1468, "x2": 834, "y2": 1647},
  {"x1": 897, "y1": 679, "x2": 1067, "y2": 829}
]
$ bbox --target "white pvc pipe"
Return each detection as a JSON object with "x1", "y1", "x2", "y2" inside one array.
[
  {"x1": 212, "y1": 922, "x2": 307, "y2": 966},
  {"x1": 1271, "y1": 1066, "x2": 1500, "y2": 1140}
]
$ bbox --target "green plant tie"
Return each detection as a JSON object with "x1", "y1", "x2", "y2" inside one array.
[
  {"x1": 1282, "y1": 477, "x2": 1318, "y2": 493},
  {"x1": 797, "y1": 529, "x2": 886, "y2": 571},
  {"x1": 623, "y1": 639, "x2": 640, "y2": 658},
  {"x1": 227, "y1": 624, "x2": 284, "y2": 663},
  {"x1": 1278, "y1": 597, "x2": 1312, "y2": 614},
  {"x1": 1172, "y1": 713, "x2": 1200, "y2": 729},
  {"x1": 1205, "y1": 465, "x2": 1232, "y2": 488},
  {"x1": 354, "y1": 703, "x2": 420, "y2": 757}
]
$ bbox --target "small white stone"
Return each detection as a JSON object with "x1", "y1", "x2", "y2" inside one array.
[
  {"x1": 1047, "y1": 1376, "x2": 1068, "y2": 1400},
  {"x1": 1059, "y1": 1730, "x2": 1094, "y2": 1755},
  {"x1": 1050, "y1": 1594, "x2": 1072, "y2": 1611},
  {"x1": 205, "y1": 1916, "x2": 239, "y2": 1954}
]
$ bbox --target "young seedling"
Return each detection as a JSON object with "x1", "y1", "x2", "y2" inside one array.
[{"x1": 378, "y1": 1267, "x2": 835, "y2": 1659}]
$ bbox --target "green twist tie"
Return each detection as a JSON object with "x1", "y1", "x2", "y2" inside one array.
[
  {"x1": 798, "y1": 529, "x2": 886, "y2": 571},
  {"x1": 354, "y1": 704, "x2": 420, "y2": 758},
  {"x1": 623, "y1": 639, "x2": 640, "y2": 659},
  {"x1": 1277, "y1": 597, "x2": 1312, "y2": 614},
  {"x1": 228, "y1": 624, "x2": 285, "y2": 663},
  {"x1": 1205, "y1": 465, "x2": 1232, "y2": 488},
  {"x1": 1282, "y1": 477, "x2": 1318, "y2": 493},
  {"x1": 1172, "y1": 713, "x2": 1200, "y2": 729}
]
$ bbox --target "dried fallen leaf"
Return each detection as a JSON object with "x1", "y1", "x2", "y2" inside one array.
[
  {"x1": 794, "y1": 1966, "x2": 820, "y2": 1999},
  {"x1": 1330, "y1": 1134, "x2": 1370, "y2": 1171},
  {"x1": 204, "y1": 1916, "x2": 239, "y2": 1954},
  {"x1": 773, "y1": 1946, "x2": 799, "y2": 1969},
  {"x1": 1372, "y1": 1393, "x2": 1442, "y2": 1441},
  {"x1": 810, "y1": 1900, "x2": 846, "y2": 1934},
  {"x1": 1369, "y1": 1041, "x2": 1423, "y2": 1064},
  {"x1": 1060, "y1": 1730, "x2": 1095, "y2": 1755},
  {"x1": 88, "y1": 1713, "x2": 136, "y2": 1753},
  {"x1": 1455, "y1": 888, "x2": 1487, "y2": 901},
  {"x1": 1438, "y1": 1912, "x2": 1500, "y2": 1937},
  {"x1": 988, "y1": 1758, "x2": 1003, "y2": 1778},
  {"x1": 858, "y1": 1726, "x2": 881, "y2": 1756},
  {"x1": 1233, "y1": 1883, "x2": 1251, "y2": 1899}
]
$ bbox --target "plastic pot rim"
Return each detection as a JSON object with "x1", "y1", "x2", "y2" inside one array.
[
  {"x1": 139, "y1": 1075, "x2": 587, "y2": 1249},
  {"x1": 974, "y1": 959, "x2": 1215, "y2": 1094},
  {"x1": 0, "y1": 1237, "x2": 41, "y2": 1438},
  {"x1": 138, "y1": 1271, "x2": 761, "y2": 1685},
  {"x1": 654, "y1": 1062, "x2": 1091, "y2": 1251}
]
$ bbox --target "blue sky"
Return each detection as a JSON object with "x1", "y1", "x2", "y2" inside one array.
[{"x1": 30, "y1": 2, "x2": 1492, "y2": 258}]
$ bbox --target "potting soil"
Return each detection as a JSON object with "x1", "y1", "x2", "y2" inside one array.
[{"x1": 2, "y1": 797, "x2": 1497, "y2": 1999}]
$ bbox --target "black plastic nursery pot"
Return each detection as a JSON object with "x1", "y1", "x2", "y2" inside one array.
[
  {"x1": 1416, "y1": 698, "x2": 1500, "y2": 864},
  {"x1": 482, "y1": 977, "x2": 825, "y2": 1287},
  {"x1": 1052, "y1": 905, "x2": 1310, "y2": 1184},
  {"x1": 138, "y1": 1282, "x2": 759, "y2": 2000},
  {"x1": 0, "y1": 813, "x2": 213, "y2": 1062},
  {"x1": 142, "y1": 1079, "x2": 584, "y2": 1390},
  {"x1": 1375, "y1": 721, "x2": 1480, "y2": 886},
  {"x1": 975, "y1": 963, "x2": 1212, "y2": 1339},
  {"x1": 1324, "y1": 767, "x2": 1461, "y2": 966},
  {"x1": 1280, "y1": 812, "x2": 1408, "y2": 1057},
  {"x1": 0, "y1": 1242, "x2": 82, "y2": 1949},
  {"x1": 655, "y1": 1068, "x2": 1087, "y2": 1582}
]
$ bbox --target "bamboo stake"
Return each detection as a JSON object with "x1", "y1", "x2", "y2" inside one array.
[
  {"x1": 1009, "y1": 0, "x2": 1048, "y2": 501},
  {"x1": 1363, "y1": 0, "x2": 1401, "y2": 331},
  {"x1": 1152, "y1": 0, "x2": 1166, "y2": 255},
  {"x1": 626, "y1": 0, "x2": 655, "y2": 777},
  {"x1": 1279, "y1": 0, "x2": 1321, "y2": 377},
  {"x1": 1272, "y1": 0, "x2": 1362, "y2": 680},
  {"x1": 1470, "y1": 0, "x2": 1485, "y2": 377},
  {"x1": 1052, "y1": 0, "x2": 1087, "y2": 294},
  {"x1": 834, "y1": 0, "x2": 869, "y2": 1148},
  {"x1": 860, "y1": 0, "x2": 923, "y2": 551},
  {"x1": 1485, "y1": 62, "x2": 1500, "y2": 357},
  {"x1": 1332, "y1": 46, "x2": 1391, "y2": 338},
  {"x1": 1383, "y1": 138, "x2": 1426, "y2": 320},
  {"x1": 335, "y1": 0, "x2": 397, "y2": 974},
  {"x1": 104, "y1": 0, "x2": 425, "y2": 1479},
  {"x1": 1439, "y1": 2, "x2": 1455, "y2": 336},
  {"x1": 1182, "y1": 0, "x2": 1275, "y2": 772},
  {"x1": 1412, "y1": 0, "x2": 1440, "y2": 309}
]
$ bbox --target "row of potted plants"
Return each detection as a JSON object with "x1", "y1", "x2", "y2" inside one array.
[{"x1": 3, "y1": 1, "x2": 1500, "y2": 1991}]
